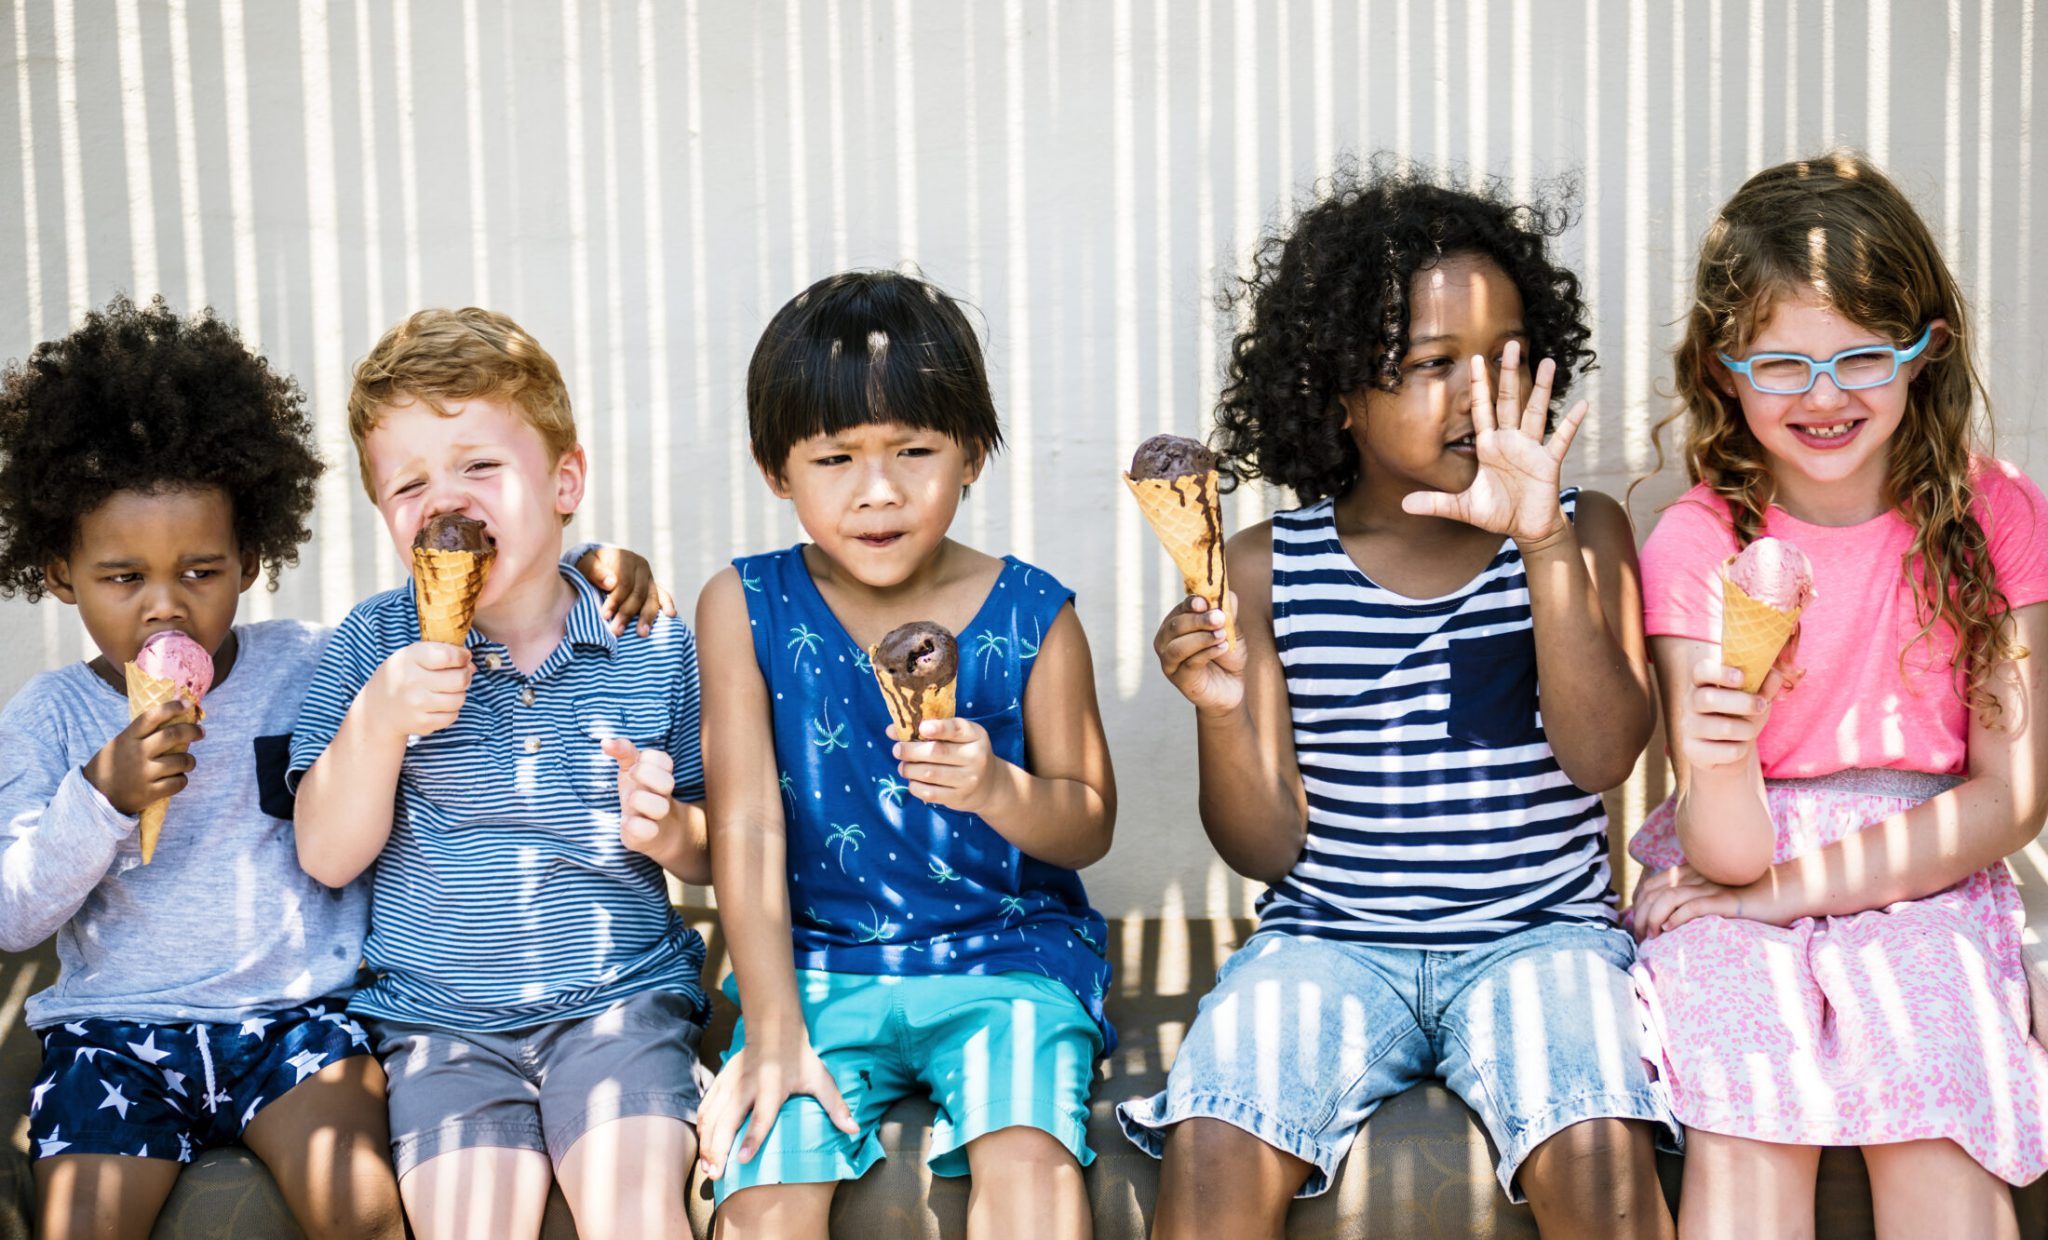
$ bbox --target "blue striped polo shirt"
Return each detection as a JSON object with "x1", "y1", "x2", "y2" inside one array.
[
  {"x1": 1261, "y1": 490, "x2": 1617, "y2": 947},
  {"x1": 287, "y1": 566, "x2": 708, "y2": 1031}
]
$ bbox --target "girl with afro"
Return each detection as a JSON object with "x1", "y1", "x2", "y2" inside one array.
[
  {"x1": 0, "y1": 296, "x2": 664, "y2": 1239},
  {"x1": 1115, "y1": 164, "x2": 1678, "y2": 1237}
]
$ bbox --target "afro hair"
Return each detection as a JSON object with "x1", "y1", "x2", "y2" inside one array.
[
  {"x1": 1214, "y1": 158, "x2": 1596, "y2": 505},
  {"x1": 0, "y1": 295, "x2": 324, "y2": 600}
]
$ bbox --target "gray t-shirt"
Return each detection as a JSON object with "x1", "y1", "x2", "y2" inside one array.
[{"x1": 0, "y1": 619, "x2": 369, "y2": 1028}]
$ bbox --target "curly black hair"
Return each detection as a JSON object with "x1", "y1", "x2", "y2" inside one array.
[
  {"x1": 0, "y1": 295, "x2": 324, "y2": 600},
  {"x1": 1214, "y1": 157, "x2": 1596, "y2": 505}
]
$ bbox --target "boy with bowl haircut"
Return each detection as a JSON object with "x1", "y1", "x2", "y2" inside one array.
[{"x1": 289, "y1": 307, "x2": 710, "y2": 1240}]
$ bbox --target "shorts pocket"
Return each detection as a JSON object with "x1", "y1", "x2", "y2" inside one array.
[
  {"x1": 1444, "y1": 630, "x2": 1542, "y2": 748},
  {"x1": 556, "y1": 696, "x2": 669, "y2": 808}
]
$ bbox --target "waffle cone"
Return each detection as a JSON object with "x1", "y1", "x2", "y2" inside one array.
[
  {"x1": 124, "y1": 663, "x2": 202, "y2": 865},
  {"x1": 412, "y1": 546, "x2": 494, "y2": 645},
  {"x1": 1720, "y1": 568, "x2": 1804, "y2": 693},
  {"x1": 868, "y1": 653, "x2": 957, "y2": 742},
  {"x1": 1124, "y1": 470, "x2": 1239, "y2": 643}
]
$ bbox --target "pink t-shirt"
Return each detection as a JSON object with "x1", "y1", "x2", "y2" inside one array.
[{"x1": 1640, "y1": 458, "x2": 2048, "y2": 778}]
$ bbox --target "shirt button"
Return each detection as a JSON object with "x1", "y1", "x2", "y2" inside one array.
[
  {"x1": 519, "y1": 688, "x2": 536, "y2": 707},
  {"x1": 523, "y1": 736, "x2": 542, "y2": 754},
  {"x1": 485, "y1": 653, "x2": 504, "y2": 671}
]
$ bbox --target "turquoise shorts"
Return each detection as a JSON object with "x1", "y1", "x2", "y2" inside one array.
[{"x1": 711, "y1": 968, "x2": 1101, "y2": 1205}]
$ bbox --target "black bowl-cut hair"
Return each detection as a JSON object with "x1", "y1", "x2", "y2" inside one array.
[
  {"x1": 1215, "y1": 158, "x2": 1595, "y2": 505},
  {"x1": 747, "y1": 270, "x2": 1004, "y2": 477},
  {"x1": 0, "y1": 295, "x2": 324, "y2": 600}
]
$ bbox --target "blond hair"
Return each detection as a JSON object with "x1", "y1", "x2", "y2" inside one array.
[
  {"x1": 1649, "y1": 151, "x2": 2017, "y2": 719},
  {"x1": 347, "y1": 307, "x2": 576, "y2": 503}
]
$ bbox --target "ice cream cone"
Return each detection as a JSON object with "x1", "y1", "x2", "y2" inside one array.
[
  {"x1": 1720, "y1": 569, "x2": 1804, "y2": 693},
  {"x1": 868, "y1": 654, "x2": 957, "y2": 741},
  {"x1": 412, "y1": 546, "x2": 493, "y2": 645},
  {"x1": 124, "y1": 662, "x2": 202, "y2": 864},
  {"x1": 1124, "y1": 470, "x2": 1239, "y2": 643}
]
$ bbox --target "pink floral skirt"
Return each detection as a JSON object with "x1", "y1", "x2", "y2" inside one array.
[{"x1": 1630, "y1": 771, "x2": 2048, "y2": 1183}]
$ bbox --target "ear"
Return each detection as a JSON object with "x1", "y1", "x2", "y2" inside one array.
[
  {"x1": 238, "y1": 549, "x2": 262, "y2": 592},
  {"x1": 43, "y1": 559, "x2": 78, "y2": 605},
  {"x1": 1907, "y1": 318, "x2": 1951, "y2": 381},
  {"x1": 1336, "y1": 391, "x2": 1364, "y2": 432},
  {"x1": 961, "y1": 446, "x2": 987, "y2": 490},
  {"x1": 761, "y1": 461, "x2": 794, "y2": 500},
  {"x1": 553, "y1": 443, "x2": 589, "y2": 518}
]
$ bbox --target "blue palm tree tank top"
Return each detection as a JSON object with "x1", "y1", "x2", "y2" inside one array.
[{"x1": 738, "y1": 546, "x2": 1115, "y2": 1051}]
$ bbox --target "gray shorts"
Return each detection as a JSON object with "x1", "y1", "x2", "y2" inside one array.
[{"x1": 368, "y1": 988, "x2": 709, "y2": 1178}]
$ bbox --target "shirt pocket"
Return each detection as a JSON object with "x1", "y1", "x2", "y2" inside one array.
[
  {"x1": 254, "y1": 734, "x2": 296, "y2": 821},
  {"x1": 1442, "y1": 629, "x2": 1543, "y2": 749},
  {"x1": 555, "y1": 696, "x2": 671, "y2": 809},
  {"x1": 400, "y1": 712, "x2": 495, "y2": 811}
]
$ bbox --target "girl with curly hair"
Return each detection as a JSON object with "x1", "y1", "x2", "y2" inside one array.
[
  {"x1": 1116, "y1": 164, "x2": 1677, "y2": 1238},
  {"x1": 0, "y1": 297, "x2": 664, "y2": 1240},
  {"x1": 1628, "y1": 152, "x2": 2048, "y2": 1237}
]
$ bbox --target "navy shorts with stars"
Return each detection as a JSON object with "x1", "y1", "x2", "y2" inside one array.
[{"x1": 26, "y1": 996, "x2": 372, "y2": 1163}]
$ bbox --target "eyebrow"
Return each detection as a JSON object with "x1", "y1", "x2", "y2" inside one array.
[
  {"x1": 91, "y1": 553, "x2": 230, "y2": 570},
  {"x1": 1407, "y1": 327, "x2": 1528, "y2": 348}
]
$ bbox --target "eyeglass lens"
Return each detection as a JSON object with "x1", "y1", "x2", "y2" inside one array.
[{"x1": 1750, "y1": 347, "x2": 1898, "y2": 393}]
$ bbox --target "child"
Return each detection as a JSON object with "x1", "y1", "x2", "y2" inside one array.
[
  {"x1": 1117, "y1": 166, "x2": 1679, "y2": 1239},
  {"x1": 1627, "y1": 151, "x2": 2048, "y2": 1238},
  {"x1": 692, "y1": 270, "x2": 1116, "y2": 1240},
  {"x1": 288, "y1": 307, "x2": 710, "y2": 1240}
]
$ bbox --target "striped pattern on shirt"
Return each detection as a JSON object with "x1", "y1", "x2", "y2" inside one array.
[
  {"x1": 288, "y1": 567, "x2": 708, "y2": 1031},
  {"x1": 1261, "y1": 492, "x2": 1616, "y2": 947}
]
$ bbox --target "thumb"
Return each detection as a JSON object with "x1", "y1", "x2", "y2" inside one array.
[
  {"x1": 1401, "y1": 490, "x2": 1459, "y2": 520},
  {"x1": 602, "y1": 736, "x2": 639, "y2": 768}
]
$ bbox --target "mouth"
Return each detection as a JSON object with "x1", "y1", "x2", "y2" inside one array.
[
  {"x1": 855, "y1": 532, "x2": 907, "y2": 549},
  {"x1": 1789, "y1": 419, "x2": 1865, "y2": 449},
  {"x1": 1447, "y1": 433, "x2": 1477, "y2": 456}
]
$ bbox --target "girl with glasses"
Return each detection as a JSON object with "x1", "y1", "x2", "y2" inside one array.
[{"x1": 1630, "y1": 151, "x2": 2048, "y2": 1238}]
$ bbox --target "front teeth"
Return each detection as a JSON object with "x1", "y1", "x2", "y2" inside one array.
[{"x1": 1802, "y1": 423, "x2": 1855, "y2": 439}]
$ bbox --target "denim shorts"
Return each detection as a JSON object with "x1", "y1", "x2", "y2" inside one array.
[
  {"x1": 1117, "y1": 920, "x2": 1679, "y2": 1201},
  {"x1": 711, "y1": 969, "x2": 1101, "y2": 1207},
  {"x1": 368, "y1": 988, "x2": 708, "y2": 1177}
]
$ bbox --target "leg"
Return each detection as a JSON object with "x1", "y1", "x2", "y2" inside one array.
[
  {"x1": 712, "y1": 1181, "x2": 838, "y2": 1238},
  {"x1": 962, "y1": 1125, "x2": 1090, "y2": 1240},
  {"x1": 1516, "y1": 1118, "x2": 1672, "y2": 1240},
  {"x1": 34, "y1": 1155, "x2": 183, "y2": 1240},
  {"x1": 1678, "y1": 1130, "x2": 1820, "y2": 1240},
  {"x1": 1151, "y1": 1118, "x2": 1313, "y2": 1240},
  {"x1": 400, "y1": 1147, "x2": 555, "y2": 1240},
  {"x1": 1864, "y1": 1139, "x2": 2019, "y2": 1240},
  {"x1": 555, "y1": 1115, "x2": 696, "y2": 1240},
  {"x1": 241, "y1": 1054, "x2": 405, "y2": 1240}
]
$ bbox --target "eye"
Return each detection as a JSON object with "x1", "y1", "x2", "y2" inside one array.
[
  {"x1": 1409, "y1": 357, "x2": 1454, "y2": 375},
  {"x1": 392, "y1": 480, "x2": 424, "y2": 497},
  {"x1": 899, "y1": 446, "x2": 935, "y2": 458},
  {"x1": 465, "y1": 459, "x2": 500, "y2": 473},
  {"x1": 813, "y1": 454, "x2": 851, "y2": 467},
  {"x1": 105, "y1": 572, "x2": 141, "y2": 585},
  {"x1": 182, "y1": 568, "x2": 218, "y2": 581}
]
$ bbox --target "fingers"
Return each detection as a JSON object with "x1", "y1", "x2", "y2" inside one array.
[
  {"x1": 1468, "y1": 354, "x2": 1497, "y2": 436},
  {"x1": 695, "y1": 1076, "x2": 749, "y2": 1178},
  {"x1": 414, "y1": 640, "x2": 474, "y2": 670},
  {"x1": 1522, "y1": 353, "x2": 1557, "y2": 438},
  {"x1": 1400, "y1": 490, "x2": 1460, "y2": 520},
  {"x1": 807, "y1": 1063, "x2": 859, "y2": 1137},
  {"x1": 602, "y1": 736, "x2": 640, "y2": 768},
  {"x1": 635, "y1": 584, "x2": 674, "y2": 638},
  {"x1": 1547, "y1": 398, "x2": 1587, "y2": 461},
  {"x1": 733, "y1": 1093, "x2": 786, "y2": 1166},
  {"x1": 1496, "y1": 339, "x2": 1524, "y2": 432},
  {"x1": 912, "y1": 716, "x2": 975, "y2": 744}
]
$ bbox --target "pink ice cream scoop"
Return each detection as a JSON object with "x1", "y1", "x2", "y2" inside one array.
[
  {"x1": 1724, "y1": 537, "x2": 1814, "y2": 612},
  {"x1": 133, "y1": 630, "x2": 214, "y2": 702}
]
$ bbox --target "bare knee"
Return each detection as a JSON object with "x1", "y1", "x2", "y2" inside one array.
[
  {"x1": 1154, "y1": 1118, "x2": 1310, "y2": 1240},
  {"x1": 1518, "y1": 1119, "x2": 1671, "y2": 1240},
  {"x1": 713, "y1": 1182, "x2": 836, "y2": 1238},
  {"x1": 967, "y1": 1126, "x2": 1081, "y2": 1181}
]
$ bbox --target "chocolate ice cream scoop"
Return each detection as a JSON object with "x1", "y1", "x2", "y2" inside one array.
[
  {"x1": 413, "y1": 513, "x2": 492, "y2": 553},
  {"x1": 1128, "y1": 433, "x2": 1217, "y2": 481},
  {"x1": 873, "y1": 621, "x2": 958, "y2": 690}
]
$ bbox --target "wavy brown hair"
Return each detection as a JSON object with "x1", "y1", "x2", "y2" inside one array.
[{"x1": 1648, "y1": 150, "x2": 2018, "y2": 719}]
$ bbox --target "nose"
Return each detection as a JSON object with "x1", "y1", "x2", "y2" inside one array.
[
  {"x1": 854, "y1": 458, "x2": 904, "y2": 508},
  {"x1": 141, "y1": 578, "x2": 187, "y2": 626},
  {"x1": 1803, "y1": 371, "x2": 1848, "y2": 410},
  {"x1": 420, "y1": 477, "x2": 472, "y2": 520}
]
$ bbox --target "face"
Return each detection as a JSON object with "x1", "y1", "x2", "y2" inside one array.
[
  {"x1": 44, "y1": 486, "x2": 259, "y2": 668},
  {"x1": 768, "y1": 422, "x2": 983, "y2": 589},
  {"x1": 364, "y1": 396, "x2": 586, "y2": 609},
  {"x1": 1339, "y1": 252, "x2": 1529, "y2": 500},
  {"x1": 1720, "y1": 286, "x2": 1938, "y2": 512}
]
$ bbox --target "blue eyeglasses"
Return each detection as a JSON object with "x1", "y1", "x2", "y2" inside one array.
[{"x1": 1718, "y1": 324, "x2": 1934, "y2": 395}]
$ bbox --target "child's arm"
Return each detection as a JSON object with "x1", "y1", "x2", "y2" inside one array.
[
  {"x1": 604, "y1": 741, "x2": 709, "y2": 884},
  {"x1": 1518, "y1": 491, "x2": 1655, "y2": 791},
  {"x1": 0, "y1": 698, "x2": 199, "y2": 950},
  {"x1": 1649, "y1": 634, "x2": 1786, "y2": 885},
  {"x1": 1152, "y1": 527, "x2": 1311, "y2": 882},
  {"x1": 293, "y1": 639, "x2": 474, "y2": 888},
  {"x1": 893, "y1": 602, "x2": 1116, "y2": 869},
  {"x1": 693, "y1": 568, "x2": 856, "y2": 1178},
  {"x1": 1638, "y1": 601, "x2": 2048, "y2": 936}
]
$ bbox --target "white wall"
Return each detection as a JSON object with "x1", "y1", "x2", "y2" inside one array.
[{"x1": 4, "y1": 0, "x2": 2045, "y2": 918}]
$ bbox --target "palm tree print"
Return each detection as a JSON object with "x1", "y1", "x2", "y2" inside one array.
[
  {"x1": 1072, "y1": 923, "x2": 1100, "y2": 951},
  {"x1": 970, "y1": 630, "x2": 1010, "y2": 676},
  {"x1": 786, "y1": 623, "x2": 823, "y2": 672},
  {"x1": 740, "y1": 566, "x2": 762, "y2": 593},
  {"x1": 1019, "y1": 617, "x2": 1043, "y2": 661},
  {"x1": 928, "y1": 859, "x2": 961, "y2": 884},
  {"x1": 850, "y1": 644, "x2": 873, "y2": 676},
  {"x1": 778, "y1": 770, "x2": 795, "y2": 812},
  {"x1": 810, "y1": 698, "x2": 848, "y2": 753},
  {"x1": 874, "y1": 775, "x2": 909, "y2": 810},
  {"x1": 998, "y1": 896, "x2": 1026, "y2": 927},
  {"x1": 854, "y1": 902, "x2": 898, "y2": 944},
  {"x1": 826, "y1": 822, "x2": 865, "y2": 870},
  {"x1": 803, "y1": 905, "x2": 832, "y2": 928}
]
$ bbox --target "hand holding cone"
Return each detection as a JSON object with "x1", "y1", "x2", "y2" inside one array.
[
  {"x1": 1124, "y1": 434, "x2": 1238, "y2": 644},
  {"x1": 124, "y1": 631, "x2": 213, "y2": 863}
]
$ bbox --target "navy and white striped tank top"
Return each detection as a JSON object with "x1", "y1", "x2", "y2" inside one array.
[{"x1": 1261, "y1": 491, "x2": 1617, "y2": 947}]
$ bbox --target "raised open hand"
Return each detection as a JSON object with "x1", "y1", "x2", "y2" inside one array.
[{"x1": 1400, "y1": 341, "x2": 1587, "y2": 545}]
